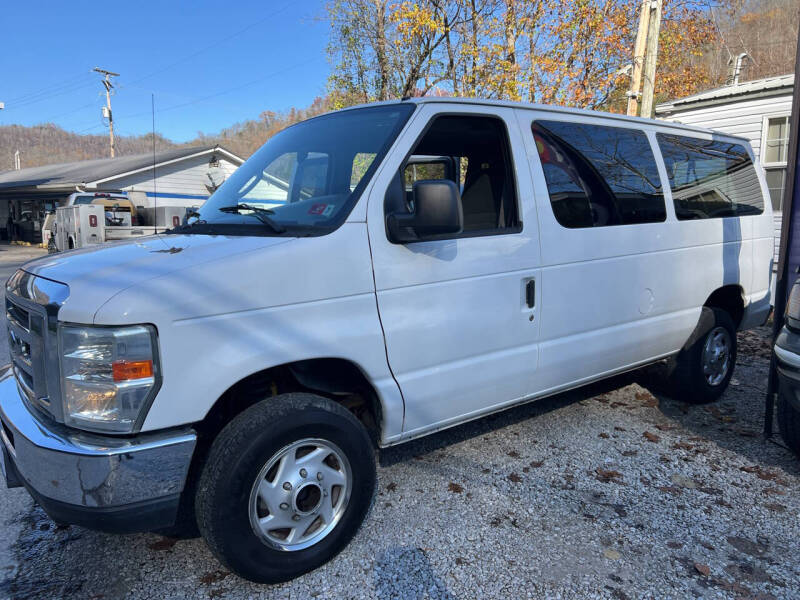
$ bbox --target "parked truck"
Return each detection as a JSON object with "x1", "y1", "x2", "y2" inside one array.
[{"x1": 49, "y1": 201, "x2": 186, "y2": 252}]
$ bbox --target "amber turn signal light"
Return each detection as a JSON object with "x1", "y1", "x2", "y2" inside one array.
[{"x1": 112, "y1": 360, "x2": 154, "y2": 382}]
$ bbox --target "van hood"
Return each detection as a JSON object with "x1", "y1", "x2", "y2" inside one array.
[{"x1": 22, "y1": 234, "x2": 294, "y2": 321}]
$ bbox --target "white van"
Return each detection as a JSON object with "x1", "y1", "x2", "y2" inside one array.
[{"x1": 0, "y1": 98, "x2": 773, "y2": 583}]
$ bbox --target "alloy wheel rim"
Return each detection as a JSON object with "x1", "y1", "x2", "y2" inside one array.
[
  {"x1": 248, "y1": 438, "x2": 352, "y2": 551},
  {"x1": 701, "y1": 326, "x2": 731, "y2": 386}
]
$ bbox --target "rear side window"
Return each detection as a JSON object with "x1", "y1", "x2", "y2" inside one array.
[
  {"x1": 656, "y1": 133, "x2": 763, "y2": 219},
  {"x1": 532, "y1": 120, "x2": 665, "y2": 228}
]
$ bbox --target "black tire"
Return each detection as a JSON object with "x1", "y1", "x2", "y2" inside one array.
[
  {"x1": 669, "y1": 307, "x2": 737, "y2": 404},
  {"x1": 777, "y1": 386, "x2": 800, "y2": 457},
  {"x1": 195, "y1": 393, "x2": 376, "y2": 583}
]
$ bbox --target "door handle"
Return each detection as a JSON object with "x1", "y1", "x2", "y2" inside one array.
[{"x1": 525, "y1": 279, "x2": 535, "y2": 308}]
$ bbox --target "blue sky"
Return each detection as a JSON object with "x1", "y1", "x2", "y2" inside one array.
[{"x1": 0, "y1": 1, "x2": 330, "y2": 142}]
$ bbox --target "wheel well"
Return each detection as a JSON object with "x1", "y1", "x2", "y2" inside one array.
[
  {"x1": 704, "y1": 285, "x2": 745, "y2": 328},
  {"x1": 194, "y1": 358, "x2": 383, "y2": 448}
]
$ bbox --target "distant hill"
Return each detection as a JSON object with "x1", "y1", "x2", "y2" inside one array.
[
  {"x1": 0, "y1": 124, "x2": 180, "y2": 171},
  {"x1": 0, "y1": 95, "x2": 336, "y2": 172}
]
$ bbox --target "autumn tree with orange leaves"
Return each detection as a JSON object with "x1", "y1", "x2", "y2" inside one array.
[{"x1": 326, "y1": 0, "x2": 723, "y2": 112}]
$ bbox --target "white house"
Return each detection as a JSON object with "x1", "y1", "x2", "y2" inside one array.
[
  {"x1": 656, "y1": 74, "x2": 794, "y2": 263},
  {"x1": 0, "y1": 145, "x2": 244, "y2": 243}
]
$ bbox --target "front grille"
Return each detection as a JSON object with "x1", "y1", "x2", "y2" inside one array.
[
  {"x1": 5, "y1": 270, "x2": 68, "y2": 422},
  {"x1": 7, "y1": 295, "x2": 52, "y2": 416}
]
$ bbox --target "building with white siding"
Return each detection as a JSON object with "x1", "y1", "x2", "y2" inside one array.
[
  {"x1": 0, "y1": 145, "x2": 243, "y2": 243},
  {"x1": 656, "y1": 74, "x2": 794, "y2": 263}
]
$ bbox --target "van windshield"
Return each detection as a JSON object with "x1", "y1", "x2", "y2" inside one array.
[{"x1": 175, "y1": 104, "x2": 415, "y2": 236}]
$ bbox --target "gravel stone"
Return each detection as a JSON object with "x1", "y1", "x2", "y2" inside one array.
[{"x1": 0, "y1": 247, "x2": 797, "y2": 598}]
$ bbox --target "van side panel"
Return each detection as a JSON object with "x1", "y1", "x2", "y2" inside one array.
[
  {"x1": 517, "y1": 109, "x2": 766, "y2": 393},
  {"x1": 744, "y1": 159, "x2": 775, "y2": 329}
]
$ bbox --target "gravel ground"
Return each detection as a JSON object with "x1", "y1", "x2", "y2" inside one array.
[{"x1": 0, "y1": 244, "x2": 798, "y2": 599}]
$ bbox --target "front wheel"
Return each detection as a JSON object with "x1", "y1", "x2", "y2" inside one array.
[
  {"x1": 669, "y1": 307, "x2": 737, "y2": 404},
  {"x1": 195, "y1": 393, "x2": 376, "y2": 583}
]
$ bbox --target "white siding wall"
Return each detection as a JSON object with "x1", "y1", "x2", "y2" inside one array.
[
  {"x1": 100, "y1": 155, "x2": 241, "y2": 208},
  {"x1": 659, "y1": 92, "x2": 793, "y2": 264}
]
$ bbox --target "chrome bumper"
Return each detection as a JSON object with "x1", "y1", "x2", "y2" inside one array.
[
  {"x1": 775, "y1": 327, "x2": 800, "y2": 413},
  {"x1": 0, "y1": 367, "x2": 196, "y2": 527}
]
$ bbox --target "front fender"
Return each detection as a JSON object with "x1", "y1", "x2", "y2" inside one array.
[{"x1": 92, "y1": 224, "x2": 405, "y2": 442}]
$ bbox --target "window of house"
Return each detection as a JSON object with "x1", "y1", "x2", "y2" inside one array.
[
  {"x1": 657, "y1": 133, "x2": 763, "y2": 219},
  {"x1": 763, "y1": 115, "x2": 790, "y2": 211},
  {"x1": 531, "y1": 120, "x2": 665, "y2": 228},
  {"x1": 399, "y1": 115, "x2": 519, "y2": 234},
  {"x1": 764, "y1": 116, "x2": 790, "y2": 164},
  {"x1": 766, "y1": 168, "x2": 786, "y2": 211}
]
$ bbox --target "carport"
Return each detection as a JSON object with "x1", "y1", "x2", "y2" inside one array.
[{"x1": 0, "y1": 145, "x2": 243, "y2": 244}]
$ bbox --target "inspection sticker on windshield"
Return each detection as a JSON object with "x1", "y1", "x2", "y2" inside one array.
[{"x1": 309, "y1": 203, "x2": 334, "y2": 217}]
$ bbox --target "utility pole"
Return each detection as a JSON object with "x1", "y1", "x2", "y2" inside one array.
[
  {"x1": 639, "y1": 0, "x2": 662, "y2": 119},
  {"x1": 626, "y1": 0, "x2": 662, "y2": 118},
  {"x1": 93, "y1": 67, "x2": 119, "y2": 158},
  {"x1": 626, "y1": 0, "x2": 650, "y2": 116}
]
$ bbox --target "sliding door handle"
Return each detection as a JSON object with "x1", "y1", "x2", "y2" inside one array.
[{"x1": 525, "y1": 279, "x2": 535, "y2": 308}]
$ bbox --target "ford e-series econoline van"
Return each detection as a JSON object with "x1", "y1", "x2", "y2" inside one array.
[{"x1": 0, "y1": 98, "x2": 773, "y2": 583}]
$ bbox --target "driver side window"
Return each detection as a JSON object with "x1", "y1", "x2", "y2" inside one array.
[{"x1": 397, "y1": 115, "x2": 520, "y2": 235}]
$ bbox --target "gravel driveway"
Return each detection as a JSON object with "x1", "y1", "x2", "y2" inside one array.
[{"x1": 0, "y1": 246, "x2": 798, "y2": 599}]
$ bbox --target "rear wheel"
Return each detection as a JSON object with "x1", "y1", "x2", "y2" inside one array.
[
  {"x1": 195, "y1": 393, "x2": 376, "y2": 583},
  {"x1": 670, "y1": 307, "x2": 737, "y2": 403}
]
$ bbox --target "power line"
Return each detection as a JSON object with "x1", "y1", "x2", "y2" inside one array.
[
  {"x1": 126, "y1": 1, "x2": 294, "y2": 87},
  {"x1": 3, "y1": 5, "x2": 292, "y2": 115},
  {"x1": 38, "y1": 101, "x2": 99, "y2": 123},
  {"x1": 4, "y1": 72, "x2": 93, "y2": 105},
  {"x1": 2, "y1": 77, "x2": 96, "y2": 112},
  {"x1": 115, "y1": 56, "x2": 320, "y2": 122},
  {"x1": 74, "y1": 122, "x2": 107, "y2": 134},
  {"x1": 5, "y1": 4, "x2": 300, "y2": 132}
]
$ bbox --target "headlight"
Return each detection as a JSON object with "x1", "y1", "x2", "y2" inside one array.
[{"x1": 59, "y1": 324, "x2": 160, "y2": 433}]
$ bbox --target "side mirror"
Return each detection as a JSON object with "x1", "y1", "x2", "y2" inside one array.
[{"x1": 386, "y1": 179, "x2": 463, "y2": 243}]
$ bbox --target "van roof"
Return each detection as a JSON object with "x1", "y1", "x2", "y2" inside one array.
[{"x1": 335, "y1": 97, "x2": 749, "y2": 144}]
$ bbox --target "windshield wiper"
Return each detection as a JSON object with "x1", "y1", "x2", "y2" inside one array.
[{"x1": 218, "y1": 203, "x2": 286, "y2": 233}]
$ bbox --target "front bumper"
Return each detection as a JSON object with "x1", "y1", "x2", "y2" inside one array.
[
  {"x1": 774, "y1": 326, "x2": 800, "y2": 413},
  {"x1": 0, "y1": 367, "x2": 196, "y2": 533}
]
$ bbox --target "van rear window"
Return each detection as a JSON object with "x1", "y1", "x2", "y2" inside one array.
[
  {"x1": 655, "y1": 133, "x2": 763, "y2": 219},
  {"x1": 532, "y1": 120, "x2": 665, "y2": 228}
]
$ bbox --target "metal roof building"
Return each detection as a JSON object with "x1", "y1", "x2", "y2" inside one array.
[
  {"x1": 656, "y1": 74, "x2": 794, "y2": 115},
  {"x1": 0, "y1": 145, "x2": 243, "y2": 244}
]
